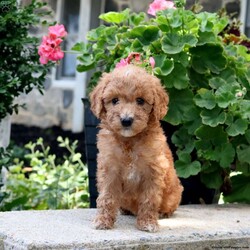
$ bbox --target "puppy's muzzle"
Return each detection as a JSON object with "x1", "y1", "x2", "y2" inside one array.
[{"x1": 120, "y1": 117, "x2": 134, "y2": 128}]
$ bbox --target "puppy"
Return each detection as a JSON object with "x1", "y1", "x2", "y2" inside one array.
[{"x1": 90, "y1": 65, "x2": 183, "y2": 232}]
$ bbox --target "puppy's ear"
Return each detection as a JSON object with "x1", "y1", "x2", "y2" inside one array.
[
  {"x1": 152, "y1": 78, "x2": 169, "y2": 120},
  {"x1": 89, "y1": 73, "x2": 110, "y2": 119}
]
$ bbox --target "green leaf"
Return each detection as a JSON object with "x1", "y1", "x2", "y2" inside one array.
[
  {"x1": 218, "y1": 143, "x2": 235, "y2": 168},
  {"x1": 189, "y1": 68, "x2": 208, "y2": 88},
  {"x1": 165, "y1": 9, "x2": 182, "y2": 28},
  {"x1": 156, "y1": 9, "x2": 183, "y2": 31},
  {"x1": 175, "y1": 153, "x2": 201, "y2": 178},
  {"x1": 208, "y1": 77, "x2": 227, "y2": 89},
  {"x1": 71, "y1": 42, "x2": 88, "y2": 52},
  {"x1": 223, "y1": 174, "x2": 250, "y2": 204},
  {"x1": 182, "y1": 10, "x2": 199, "y2": 33},
  {"x1": 195, "y1": 125, "x2": 227, "y2": 146},
  {"x1": 129, "y1": 12, "x2": 146, "y2": 26},
  {"x1": 131, "y1": 38, "x2": 143, "y2": 51},
  {"x1": 162, "y1": 33, "x2": 198, "y2": 54},
  {"x1": 201, "y1": 161, "x2": 218, "y2": 174},
  {"x1": 197, "y1": 143, "x2": 234, "y2": 168},
  {"x1": 236, "y1": 162, "x2": 250, "y2": 175},
  {"x1": 72, "y1": 153, "x2": 81, "y2": 162},
  {"x1": 245, "y1": 130, "x2": 250, "y2": 144},
  {"x1": 184, "y1": 113, "x2": 202, "y2": 134},
  {"x1": 200, "y1": 168, "x2": 223, "y2": 189},
  {"x1": 237, "y1": 144, "x2": 250, "y2": 164},
  {"x1": 234, "y1": 100, "x2": 250, "y2": 119},
  {"x1": 172, "y1": 127, "x2": 195, "y2": 153},
  {"x1": 226, "y1": 118, "x2": 248, "y2": 136},
  {"x1": 155, "y1": 15, "x2": 171, "y2": 32},
  {"x1": 165, "y1": 89, "x2": 195, "y2": 125},
  {"x1": 129, "y1": 25, "x2": 159, "y2": 45},
  {"x1": 171, "y1": 52, "x2": 190, "y2": 67},
  {"x1": 77, "y1": 64, "x2": 95, "y2": 72},
  {"x1": 76, "y1": 54, "x2": 95, "y2": 72},
  {"x1": 1, "y1": 196, "x2": 29, "y2": 211},
  {"x1": 215, "y1": 83, "x2": 238, "y2": 108},
  {"x1": 163, "y1": 63, "x2": 189, "y2": 89},
  {"x1": 194, "y1": 88, "x2": 216, "y2": 109},
  {"x1": 219, "y1": 68, "x2": 237, "y2": 84},
  {"x1": 197, "y1": 31, "x2": 217, "y2": 45},
  {"x1": 196, "y1": 12, "x2": 217, "y2": 32},
  {"x1": 200, "y1": 107, "x2": 226, "y2": 127},
  {"x1": 86, "y1": 25, "x2": 106, "y2": 41},
  {"x1": 153, "y1": 55, "x2": 174, "y2": 76},
  {"x1": 191, "y1": 44, "x2": 227, "y2": 74},
  {"x1": 99, "y1": 9, "x2": 129, "y2": 24}
]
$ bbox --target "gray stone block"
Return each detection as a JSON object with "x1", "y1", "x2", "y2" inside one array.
[{"x1": 0, "y1": 205, "x2": 249, "y2": 249}]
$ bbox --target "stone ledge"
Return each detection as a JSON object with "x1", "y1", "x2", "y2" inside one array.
[{"x1": 0, "y1": 205, "x2": 249, "y2": 250}]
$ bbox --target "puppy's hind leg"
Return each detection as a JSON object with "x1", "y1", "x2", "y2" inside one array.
[{"x1": 160, "y1": 172, "x2": 183, "y2": 218}]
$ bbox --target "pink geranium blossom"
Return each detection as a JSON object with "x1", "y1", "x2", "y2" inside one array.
[
  {"x1": 38, "y1": 35, "x2": 64, "y2": 64},
  {"x1": 126, "y1": 52, "x2": 141, "y2": 63},
  {"x1": 48, "y1": 24, "x2": 67, "y2": 38},
  {"x1": 116, "y1": 58, "x2": 129, "y2": 68},
  {"x1": 115, "y1": 52, "x2": 141, "y2": 69},
  {"x1": 148, "y1": 0, "x2": 176, "y2": 16},
  {"x1": 149, "y1": 57, "x2": 155, "y2": 68},
  {"x1": 38, "y1": 24, "x2": 67, "y2": 64},
  {"x1": 115, "y1": 52, "x2": 155, "y2": 73}
]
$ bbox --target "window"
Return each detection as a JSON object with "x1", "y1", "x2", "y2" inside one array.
[
  {"x1": 56, "y1": 0, "x2": 80, "y2": 80},
  {"x1": 245, "y1": 0, "x2": 250, "y2": 37}
]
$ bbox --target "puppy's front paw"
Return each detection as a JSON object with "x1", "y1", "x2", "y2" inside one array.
[
  {"x1": 94, "y1": 215, "x2": 115, "y2": 230},
  {"x1": 137, "y1": 219, "x2": 159, "y2": 233}
]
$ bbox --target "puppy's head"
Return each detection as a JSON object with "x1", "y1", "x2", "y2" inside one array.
[{"x1": 90, "y1": 65, "x2": 169, "y2": 137}]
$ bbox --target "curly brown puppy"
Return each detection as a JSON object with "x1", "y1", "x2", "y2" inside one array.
[{"x1": 90, "y1": 65, "x2": 183, "y2": 232}]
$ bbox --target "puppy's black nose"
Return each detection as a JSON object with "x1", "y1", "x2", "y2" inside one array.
[{"x1": 121, "y1": 117, "x2": 134, "y2": 127}]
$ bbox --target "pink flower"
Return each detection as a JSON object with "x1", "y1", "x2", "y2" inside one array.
[
  {"x1": 148, "y1": 0, "x2": 176, "y2": 16},
  {"x1": 38, "y1": 35, "x2": 64, "y2": 64},
  {"x1": 48, "y1": 24, "x2": 67, "y2": 38},
  {"x1": 115, "y1": 53, "x2": 155, "y2": 70},
  {"x1": 38, "y1": 24, "x2": 68, "y2": 64},
  {"x1": 116, "y1": 58, "x2": 129, "y2": 68},
  {"x1": 115, "y1": 52, "x2": 142, "y2": 68},
  {"x1": 127, "y1": 52, "x2": 141, "y2": 63},
  {"x1": 149, "y1": 57, "x2": 155, "y2": 68}
]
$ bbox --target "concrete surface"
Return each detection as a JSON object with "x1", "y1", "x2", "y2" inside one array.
[{"x1": 0, "y1": 205, "x2": 249, "y2": 250}]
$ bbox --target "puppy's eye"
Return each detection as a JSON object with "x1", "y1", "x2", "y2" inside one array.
[
  {"x1": 112, "y1": 98, "x2": 119, "y2": 105},
  {"x1": 136, "y1": 98, "x2": 145, "y2": 105}
]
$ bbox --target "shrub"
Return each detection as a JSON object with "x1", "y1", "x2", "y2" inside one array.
[
  {"x1": 0, "y1": 0, "x2": 52, "y2": 121},
  {"x1": 0, "y1": 137, "x2": 89, "y2": 211}
]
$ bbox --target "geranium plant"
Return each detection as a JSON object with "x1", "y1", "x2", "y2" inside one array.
[
  {"x1": 0, "y1": 0, "x2": 52, "y2": 121},
  {"x1": 41, "y1": 0, "x2": 250, "y2": 203}
]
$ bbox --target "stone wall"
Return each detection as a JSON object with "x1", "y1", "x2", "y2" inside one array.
[{"x1": 12, "y1": 87, "x2": 73, "y2": 130}]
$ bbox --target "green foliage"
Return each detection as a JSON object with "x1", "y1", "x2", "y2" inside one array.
[
  {"x1": 223, "y1": 173, "x2": 250, "y2": 203},
  {"x1": 0, "y1": 137, "x2": 89, "y2": 211},
  {"x1": 0, "y1": 0, "x2": 52, "y2": 121},
  {"x1": 72, "y1": 3, "x2": 250, "y2": 203}
]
